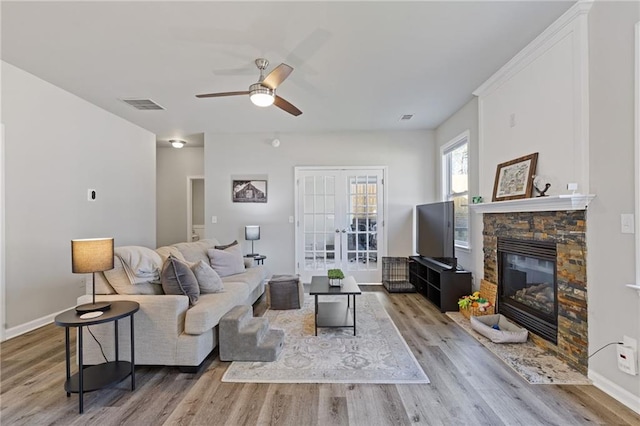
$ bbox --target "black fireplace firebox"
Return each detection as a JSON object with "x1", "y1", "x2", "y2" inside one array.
[{"x1": 498, "y1": 238, "x2": 558, "y2": 344}]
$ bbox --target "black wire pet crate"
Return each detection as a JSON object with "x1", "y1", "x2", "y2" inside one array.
[{"x1": 382, "y1": 257, "x2": 415, "y2": 293}]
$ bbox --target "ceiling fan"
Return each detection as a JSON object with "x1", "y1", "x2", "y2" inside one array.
[{"x1": 196, "y1": 58, "x2": 302, "y2": 116}]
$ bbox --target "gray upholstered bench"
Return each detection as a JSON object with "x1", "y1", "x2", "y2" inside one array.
[{"x1": 267, "y1": 275, "x2": 304, "y2": 310}]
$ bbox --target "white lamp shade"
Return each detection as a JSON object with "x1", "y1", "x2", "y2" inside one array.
[
  {"x1": 245, "y1": 226, "x2": 260, "y2": 241},
  {"x1": 71, "y1": 238, "x2": 114, "y2": 273}
]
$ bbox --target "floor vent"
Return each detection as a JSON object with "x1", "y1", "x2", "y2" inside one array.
[
  {"x1": 120, "y1": 98, "x2": 165, "y2": 110},
  {"x1": 400, "y1": 114, "x2": 413, "y2": 121}
]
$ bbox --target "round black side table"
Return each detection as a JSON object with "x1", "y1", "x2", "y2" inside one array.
[{"x1": 55, "y1": 300, "x2": 139, "y2": 414}]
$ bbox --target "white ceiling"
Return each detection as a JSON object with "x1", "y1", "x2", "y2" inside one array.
[{"x1": 1, "y1": 1, "x2": 575, "y2": 146}]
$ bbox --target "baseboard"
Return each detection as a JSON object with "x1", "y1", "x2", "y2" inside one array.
[
  {"x1": 3, "y1": 305, "x2": 75, "y2": 341},
  {"x1": 588, "y1": 369, "x2": 640, "y2": 415}
]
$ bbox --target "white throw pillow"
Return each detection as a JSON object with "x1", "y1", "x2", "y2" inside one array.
[
  {"x1": 207, "y1": 244, "x2": 245, "y2": 277},
  {"x1": 191, "y1": 260, "x2": 224, "y2": 293}
]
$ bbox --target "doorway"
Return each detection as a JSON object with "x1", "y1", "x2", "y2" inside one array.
[
  {"x1": 187, "y1": 176, "x2": 205, "y2": 242},
  {"x1": 295, "y1": 167, "x2": 387, "y2": 284}
]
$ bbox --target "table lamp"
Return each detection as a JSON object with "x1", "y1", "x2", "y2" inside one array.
[
  {"x1": 245, "y1": 225, "x2": 260, "y2": 257},
  {"x1": 72, "y1": 237, "x2": 114, "y2": 314}
]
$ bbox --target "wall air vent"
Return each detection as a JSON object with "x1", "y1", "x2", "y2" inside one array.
[
  {"x1": 400, "y1": 114, "x2": 413, "y2": 121},
  {"x1": 120, "y1": 98, "x2": 165, "y2": 111}
]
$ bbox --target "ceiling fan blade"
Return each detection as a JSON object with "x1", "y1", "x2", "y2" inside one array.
[
  {"x1": 196, "y1": 91, "x2": 249, "y2": 98},
  {"x1": 262, "y1": 63, "x2": 293, "y2": 90},
  {"x1": 274, "y1": 96, "x2": 302, "y2": 116}
]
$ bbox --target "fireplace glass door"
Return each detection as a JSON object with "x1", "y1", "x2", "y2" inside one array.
[
  {"x1": 502, "y1": 254, "x2": 556, "y2": 321},
  {"x1": 498, "y1": 238, "x2": 557, "y2": 344}
]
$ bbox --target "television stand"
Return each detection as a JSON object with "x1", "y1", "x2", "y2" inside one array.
[{"x1": 409, "y1": 256, "x2": 471, "y2": 312}]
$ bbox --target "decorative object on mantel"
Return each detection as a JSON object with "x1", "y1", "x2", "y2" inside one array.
[
  {"x1": 533, "y1": 175, "x2": 551, "y2": 197},
  {"x1": 492, "y1": 152, "x2": 538, "y2": 201},
  {"x1": 472, "y1": 196, "x2": 483, "y2": 204},
  {"x1": 327, "y1": 268, "x2": 344, "y2": 286}
]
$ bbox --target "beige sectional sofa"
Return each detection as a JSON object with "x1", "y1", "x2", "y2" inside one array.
[{"x1": 76, "y1": 238, "x2": 268, "y2": 370}]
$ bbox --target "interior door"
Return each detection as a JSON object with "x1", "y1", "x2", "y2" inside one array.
[{"x1": 296, "y1": 167, "x2": 385, "y2": 284}]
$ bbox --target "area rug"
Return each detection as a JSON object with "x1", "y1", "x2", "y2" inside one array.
[
  {"x1": 446, "y1": 312, "x2": 591, "y2": 385},
  {"x1": 222, "y1": 293, "x2": 429, "y2": 384}
]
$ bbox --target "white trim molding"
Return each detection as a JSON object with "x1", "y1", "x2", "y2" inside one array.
[
  {"x1": 635, "y1": 22, "x2": 640, "y2": 288},
  {"x1": 469, "y1": 194, "x2": 595, "y2": 214},
  {"x1": 589, "y1": 369, "x2": 640, "y2": 415},
  {"x1": 4, "y1": 305, "x2": 75, "y2": 341}
]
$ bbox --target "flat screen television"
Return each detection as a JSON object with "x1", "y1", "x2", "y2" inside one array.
[{"x1": 416, "y1": 201, "x2": 455, "y2": 267}]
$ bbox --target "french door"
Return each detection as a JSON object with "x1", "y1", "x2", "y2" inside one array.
[{"x1": 295, "y1": 167, "x2": 386, "y2": 283}]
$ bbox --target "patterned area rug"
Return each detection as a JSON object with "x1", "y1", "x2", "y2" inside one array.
[
  {"x1": 446, "y1": 312, "x2": 591, "y2": 385},
  {"x1": 222, "y1": 293, "x2": 429, "y2": 384}
]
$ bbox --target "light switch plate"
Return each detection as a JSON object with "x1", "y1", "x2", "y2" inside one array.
[{"x1": 621, "y1": 214, "x2": 635, "y2": 234}]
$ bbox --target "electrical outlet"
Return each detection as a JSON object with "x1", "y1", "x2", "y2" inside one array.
[
  {"x1": 211, "y1": 216, "x2": 217, "y2": 224},
  {"x1": 289, "y1": 216, "x2": 294, "y2": 224},
  {"x1": 618, "y1": 336, "x2": 638, "y2": 376}
]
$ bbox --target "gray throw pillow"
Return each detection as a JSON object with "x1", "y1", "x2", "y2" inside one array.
[
  {"x1": 191, "y1": 260, "x2": 224, "y2": 293},
  {"x1": 207, "y1": 244, "x2": 245, "y2": 277},
  {"x1": 161, "y1": 255, "x2": 200, "y2": 305},
  {"x1": 214, "y1": 240, "x2": 238, "y2": 251}
]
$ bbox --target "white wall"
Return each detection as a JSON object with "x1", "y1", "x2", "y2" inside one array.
[
  {"x1": 204, "y1": 130, "x2": 434, "y2": 277},
  {"x1": 2, "y1": 61, "x2": 156, "y2": 336},
  {"x1": 586, "y1": 1, "x2": 640, "y2": 408},
  {"x1": 156, "y1": 147, "x2": 204, "y2": 247},
  {"x1": 434, "y1": 98, "x2": 479, "y2": 281},
  {"x1": 471, "y1": 2, "x2": 640, "y2": 410}
]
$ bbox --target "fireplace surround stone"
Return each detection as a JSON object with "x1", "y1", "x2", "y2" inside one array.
[{"x1": 483, "y1": 210, "x2": 587, "y2": 373}]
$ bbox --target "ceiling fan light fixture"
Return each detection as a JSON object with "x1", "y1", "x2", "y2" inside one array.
[
  {"x1": 169, "y1": 139, "x2": 186, "y2": 148},
  {"x1": 249, "y1": 84, "x2": 275, "y2": 107}
]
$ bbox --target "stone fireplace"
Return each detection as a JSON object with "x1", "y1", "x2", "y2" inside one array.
[{"x1": 483, "y1": 210, "x2": 587, "y2": 373}]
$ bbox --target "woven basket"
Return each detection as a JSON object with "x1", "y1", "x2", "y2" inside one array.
[{"x1": 460, "y1": 279, "x2": 497, "y2": 319}]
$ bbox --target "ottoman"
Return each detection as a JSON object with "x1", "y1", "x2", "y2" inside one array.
[{"x1": 267, "y1": 275, "x2": 304, "y2": 310}]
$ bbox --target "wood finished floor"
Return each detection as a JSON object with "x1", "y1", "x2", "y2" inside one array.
[{"x1": 2, "y1": 287, "x2": 639, "y2": 425}]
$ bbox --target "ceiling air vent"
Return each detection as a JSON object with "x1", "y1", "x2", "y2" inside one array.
[
  {"x1": 400, "y1": 114, "x2": 413, "y2": 121},
  {"x1": 120, "y1": 98, "x2": 165, "y2": 111}
]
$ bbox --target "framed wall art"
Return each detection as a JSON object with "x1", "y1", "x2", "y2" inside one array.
[
  {"x1": 492, "y1": 153, "x2": 538, "y2": 202},
  {"x1": 232, "y1": 180, "x2": 267, "y2": 203}
]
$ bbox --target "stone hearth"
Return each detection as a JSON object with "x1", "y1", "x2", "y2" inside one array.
[{"x1": 483, "y1": 211, "x2": 587, "y2": 373}]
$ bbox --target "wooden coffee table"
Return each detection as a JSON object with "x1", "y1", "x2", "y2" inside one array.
[{"x1": 309, "y1": 275, "x2": 361, "y2": 336}]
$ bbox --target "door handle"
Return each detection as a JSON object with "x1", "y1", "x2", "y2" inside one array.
[
  {"x1": 335, "y1": 229, "x2": 340, "y2": 233},
  {"x1": 341, "y1": 229, "x2": 347, "y2": 233}
]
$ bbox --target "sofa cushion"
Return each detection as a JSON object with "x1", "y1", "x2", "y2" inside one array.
[
  {"x1": 208, "y1": 244, "x2": 245, "y2": 277},
  {"x1": 104, "y1": 256, "x2": 164, "y2": 295},
  {"x1": 171, "y1": 240, "x2": 211, "y2": 264},
  {"x1": 161, "y1": 255, "x2": 200, "y2": 305},
  {"x1": 221, "y1": 265, "x2": 268, "y2": 294},
  {"x1": 191, "y1": 260, "x2": 224, "y2": 293},
  {"x1": 156, "y1": 246, "x2": 187, "y2": 264},
  {"x1": 184, "y1": 282, "x2": 251, "y2": 335},
  {"x1": 214, "y1": 240, "x2": 238, "y2": 250}
]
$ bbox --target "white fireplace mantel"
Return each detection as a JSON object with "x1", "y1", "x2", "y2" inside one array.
[{"x1": 469, "y1": 194, "x2": 596, "y2": 214}]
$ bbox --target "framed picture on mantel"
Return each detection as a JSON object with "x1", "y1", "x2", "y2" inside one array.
[{"x1": 492, "y1": 153, "x2": 538, "y2": 202}]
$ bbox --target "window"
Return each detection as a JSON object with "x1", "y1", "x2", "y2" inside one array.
[{"x1": 442, "y1": 132, "x2": 469, "y2": 249}]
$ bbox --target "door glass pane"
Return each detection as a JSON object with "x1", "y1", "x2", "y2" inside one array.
[
  {"x1": 315, "y1": 196, "x2": 325, "y2": 213},
  {"x1": 326, "y1": 176, "x2": 335, "y2": 194},
  {"x1": 315, "y1": 177, "x2": 325, "y2": 195},
  {"x1": 304, "y1": 215, "x2": 313, "y2": 232},
  {"x1": 326, "y1": 214, "x2": 335, "y2": 231},
  {"x1": 304, "y1": 195, "x2": 314, "y2": 212},
  {"x1": 304, "y1": 176, "x2": 315, "y2": 194},
  {"x1": 326, "y1": 197, "x2": 335, "y2": 214}
]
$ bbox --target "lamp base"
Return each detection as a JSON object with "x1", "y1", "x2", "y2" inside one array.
[
  {"x1": 76, "y1": 301, "x2": 111, "y2": 314},
  {"x1": 245, "y1": 253, "x2": 259, "y2": 258}
]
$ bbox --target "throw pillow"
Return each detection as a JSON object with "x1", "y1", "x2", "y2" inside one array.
[
  {"x1": 207, "y1": 244, "x2": 245, "y2": 277},
  {"x1": 214, "y1": 240, "x2": 238, "y2": 251},
  {"x1": 161, "y1": 255, "x2": 200, "y2": 305},
  {"x1": 191, "y1": 260, "x2": 224, "y2": 293}
]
